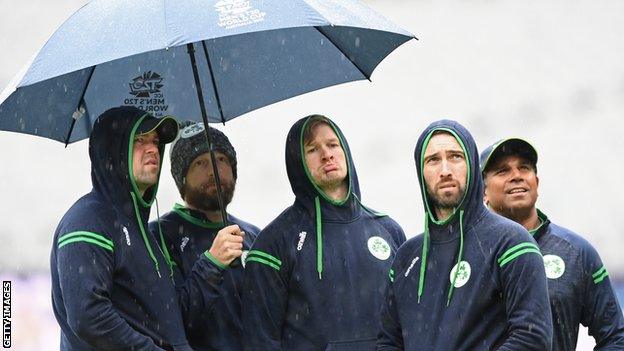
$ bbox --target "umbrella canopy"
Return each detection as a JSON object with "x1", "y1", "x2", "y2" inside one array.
[{"x1": 0, "y1": 0, "x2": 415, "y2": 144}]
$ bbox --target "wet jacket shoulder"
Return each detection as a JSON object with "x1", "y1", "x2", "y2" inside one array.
[{"x1": 533, "y1": 214, "x2": 624, "y2": 350}]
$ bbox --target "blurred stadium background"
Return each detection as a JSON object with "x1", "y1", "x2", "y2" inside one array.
[{"x1": 1, "y1": 0, "x2": 623, "y2": 349}]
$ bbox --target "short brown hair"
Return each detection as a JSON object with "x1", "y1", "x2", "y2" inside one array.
[{"x1": 303, "y1": 114, "x2": 333, "y2": 145}]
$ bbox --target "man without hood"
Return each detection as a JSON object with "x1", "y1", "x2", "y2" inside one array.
[
  {"x1": 378, "y1": 120, "x2": 553, "y2": 350},
  {"x1": 51, "y1": 106, "x2": 240, "y2": 350},
  {"x1": 480, "y1": 138, "x2": 624, "y2": 350},
  {"x1": 149, "y1": 121, "x2": 260, "y2": 351},
  {"x1": 243, "y1": 114, "x2": 406, "y2": 350}
]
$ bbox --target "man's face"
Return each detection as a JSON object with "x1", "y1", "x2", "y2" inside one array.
[
  {"x1": 132, "y1": 131, "x2": 160, "y2": 191},
  {"x1": 304, "y1": 123, "x2": 348, "y2": 192},
  {"x1": 423, "y1": 132, "x2": 467, "y2": 211},
  {"x1": 483, "y1": 154, "x2": 539, "y2": 216},
  {"x1": 183, "y1": 151, "x2": 235, "y2": 211}
]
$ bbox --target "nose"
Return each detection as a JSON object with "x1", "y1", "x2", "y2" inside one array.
[
  {"x1": 440, "y1": 159, "x2": 452, "y2": 177},
  {"x1": 320, "y1": 146, "x2": 333, "y2": 161},
  {"x1": 509, "y1": 167, "x2": 523, "y2": 181}
]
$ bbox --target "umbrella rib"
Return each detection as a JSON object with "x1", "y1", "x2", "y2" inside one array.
[
  {"x1": 202, "y1": 41, "x2": 226, "y2": 125},
  {"x1": 314, "y1": 26, "x2": 371, "y2": 82},
  {"x1": 64, "y1": 66, "x2": 95, "y2": 147}
]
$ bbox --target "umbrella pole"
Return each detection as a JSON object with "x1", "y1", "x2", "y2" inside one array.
[{"x1": 186, "y1": 43, "x2": 229, "y2": 227}]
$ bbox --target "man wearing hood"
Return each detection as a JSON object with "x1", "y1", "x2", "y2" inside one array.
[
  {"x1": 51, "y1": 106, "x2": 241, "y2": 350},
  {"x1": 243, "y1": 114, "x2": 406, "y2": 351},
  {"x1": 377, "y1": 120, "x2": 552, "y2": 350},
  {"x1": 149, "y1": 121, "x2": 260, "y2": 351},
  {"x1": 481, "y1": 138, "x2": 624, "y2": 350}
]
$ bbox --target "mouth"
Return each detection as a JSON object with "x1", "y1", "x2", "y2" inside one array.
[
  {"x1": 438, "y1": 182, "x2": 457, "y2": 190},
  {"x1": 323, "y1": 164, "x2": 339, "y2": 173},
  {"x1": 506, "y1": 187, "x2": 528, "y2": 194},
  {"x1": 144, "y1": 159, "x2": 158, "y2": 166}
]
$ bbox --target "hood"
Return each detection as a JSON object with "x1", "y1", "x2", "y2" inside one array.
[
  {"x1": 285, "y1": 115, "x2": 361, "y2": 220},
  {"x1": 412, "y1": 119, "x2": 486, "y2": 306},
  {"x1": 414, "y1": 119, "x2": 484, "y2": 228},
  {"x1": 284, "y1": 114, "x2": 364, "y2": 280},
  {"x1": 89, "y1": 106, "x2": 177, "y2": 278},
  {"x1": 89, "y1": 106, "x2": 170, "y2": 211}
]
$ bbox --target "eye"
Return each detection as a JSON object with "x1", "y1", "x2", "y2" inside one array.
[{"x1": 306, "y1": 146, "x2": 317, "y2": 154}]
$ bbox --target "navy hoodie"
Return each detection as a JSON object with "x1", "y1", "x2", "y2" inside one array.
[
  {"x1": 242, "y1": 116, "x2": 406, "y2": 351},
  {"x1": 529, "y1": 210, "x2": 624, "y2": 350},
  {"x1": 51, "y1": 107, "x2": 224, "y2": 351},
  {"x1": 377, "y1": 120, "x2": 553, "y2": 350},
  {"x1": 149, "y1": 204, "x2": 260, "y2": 351}
]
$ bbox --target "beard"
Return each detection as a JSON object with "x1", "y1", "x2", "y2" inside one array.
[
  {"x1": 426, "y1": 181, "x2": 465, "y2": 211},
  {"x1": 184, "y1": 178, "x2": 235, "y2": 212}
]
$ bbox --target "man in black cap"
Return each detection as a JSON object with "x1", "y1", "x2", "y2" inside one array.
[
  {"x1": 480, "y1": 138, "x2": 624, "y2": 350},
  {"x1": 51, "y1": 107, "x2": 239, "y2": 350},
  {"x1": 150, "y1": 121, "x2": 259, "y2": 351}
]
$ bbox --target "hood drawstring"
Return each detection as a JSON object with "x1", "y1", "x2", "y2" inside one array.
[
  {"x1": 447, "y1": 209, "x2": 465, "y2": 306},
  {"x1": 131, "y1": 192, "x2": 161, "y2": 278},
  {"x1": 315, "y1": 196, "x2": 323, "y2": 280},
  {"x1": 417, "y1": 209, "x2": 465, "y2": 306},
  {"x1": 417, "y1": 214, "x2": 429, "y2": 303},
  {"x1": 155, "y1": 198, "x2": 175, "y2": 280}
]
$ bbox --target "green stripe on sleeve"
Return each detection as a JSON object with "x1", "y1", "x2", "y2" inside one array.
[
  {"x1": 497, "y1": 242, "x2": 540, "y2": 264},
  {"x1": 499, "y1": 248, "x2": 542, "y2": 268},
  {"x1": 246, "y1": 256, "x2": 281, "y2": 271},
  {"x1": 247, "y1": 250, "x2": 282, "y2": 266},
  {"x1": 593, "y1": 266, "x2": 608, "y2": 284},
  {"x1": 58, "y1": 231, "x2": 114, "y2": 248},
  {"x1": 58, "y1": 237, "x2": 114, "y2": 252}
]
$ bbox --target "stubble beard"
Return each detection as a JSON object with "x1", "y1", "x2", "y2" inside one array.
[
  {"x1": 427, "y1": 182, "x2": 465, "y2": 212},
  {"x1": 185, "y1": 179, "x2": 235, "y2": 212}
]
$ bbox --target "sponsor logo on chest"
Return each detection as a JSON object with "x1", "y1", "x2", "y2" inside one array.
[{"x1": 122, "y1": 227, "x2": 131, "y2": 246}]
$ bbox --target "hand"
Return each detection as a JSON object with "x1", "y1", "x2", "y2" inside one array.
[{"x1": 208, "y1": 225, "x2": 245, "y2": 266}]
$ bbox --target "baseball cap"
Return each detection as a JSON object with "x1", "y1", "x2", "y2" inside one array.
[
  {"x1": 480, "y1": 138, "x2": 538, "y2": 173},
  {"x1": 136, "y1": 115, "x2": 179, "y2": 144}
]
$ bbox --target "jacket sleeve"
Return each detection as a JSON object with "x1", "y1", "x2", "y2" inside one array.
[
  {"x1": 56, "y1": 230, "x2": 164, "y2": 350},
  {"x1": 496, "y1": 235, "x2": 553, "y2": 351},
  {"x1": 580, "y1": 244, "x2": 624, "y2": 350},
  {"x1": 174, "y1": 250, "x2": 226, "y2": 327},
  {"x1": 242, "y1": 230, "x2": 289, "y2": 351},
  {"x1": 377, "y1": 267, "x2": 404, "y2": 351}
]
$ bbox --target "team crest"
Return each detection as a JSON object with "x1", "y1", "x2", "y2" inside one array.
[
  {"x1": 367, "y1": 236, "x2": 391, "y2": 261},
  {"x1": 543, "y1": 254, "x2": 565, "y2": 279},
  {"x1": 449, "y1": 261, "x2": 471, "y2": 288}
]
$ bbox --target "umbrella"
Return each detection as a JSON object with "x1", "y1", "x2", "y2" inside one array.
[{"x1": 0, "y1": 0, "x2": 415, "y2": 224}]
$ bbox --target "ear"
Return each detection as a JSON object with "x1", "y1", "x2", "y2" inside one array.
[{"x1": 482, "y1": 181, "x2": 489, "y2": 205}]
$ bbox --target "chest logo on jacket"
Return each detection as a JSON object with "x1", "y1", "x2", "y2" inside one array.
[
  {"x1": 123, "y1": 227, "x2": 131, "y2": 246},
  {"x1": 180, "y1": 236, "x2": 190, "y2": 252},
  {"x1": 297, "y1": 231, "x2": 307, "y2": 251},
  {"x1": 543, "y1": 254, "x2": 565, "y2": 279},
  {"x1": 449, "y1": 261, "x2": 471, "y2": 288},
  {"x1": 368, "y1": 236, "x2": 391, "y2": 261},
  {"x1": 241, "y1": 250, "x2": 249, "y2": 268}
]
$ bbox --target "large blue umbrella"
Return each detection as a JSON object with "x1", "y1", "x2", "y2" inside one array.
[
  {"x1": 0, "y1": 0, "x2": 415, "y2": 144},
  {"x1": 0, "y1": 0, "x2": 414, "y2": 227}
]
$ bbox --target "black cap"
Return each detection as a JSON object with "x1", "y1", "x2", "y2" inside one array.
[
  {"x1": 136, "y1": 116, "x2": 179, "y2": 144},
  {"x1": 480, "y1": 138, "x2": 538, "y2": 174}
]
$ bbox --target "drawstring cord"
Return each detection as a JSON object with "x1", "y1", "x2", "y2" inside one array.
[
  {"x1": 315, "y1": 196, "x2": 323, "y2": 280},
  {"x1": 131, "y1": 192, "x2": 161, "y2": 278},
  {"x1": 155, "y1": 198, "x2": 175, "y2": 280},
  {"x1": 417, "y1": 214, "x2": 429, "y2": 303},
  {"x1": 446, "y1": 210, "x2": 465, "y2": 306}
]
